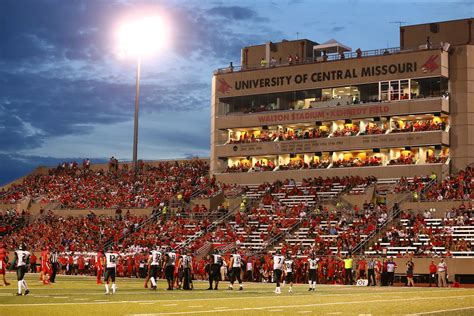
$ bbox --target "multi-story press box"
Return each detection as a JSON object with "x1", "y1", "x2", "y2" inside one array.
[{"x1": 210, "y1": 18, "x2": 474, "y2": 184}]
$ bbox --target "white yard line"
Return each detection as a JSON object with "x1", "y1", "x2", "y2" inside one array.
[
  {"x1": 2, "y1": 292, "x2": 473, "y2": 309},
  {"x1": 407, "y1": 306, "x2": 474, "y2": 315},
  {"x1": 125, "y1": 295, "x2": 474, "y2": 316}
]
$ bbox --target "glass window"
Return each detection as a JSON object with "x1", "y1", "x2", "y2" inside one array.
[{"x1": 380, "y1": 81, "x2": 389, "y2": 101}]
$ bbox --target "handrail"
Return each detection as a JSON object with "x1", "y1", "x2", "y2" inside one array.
[
  {"x1": 351, "y1": 193, "x2": 409, "y2": 254},
  {"x1": 176, "y1": 202, "x2": 240, "y2": 252},
  {"x1": 0, "y1": 214, "x2": 28, "y2": 237},
  {"x1": 214, "y1": 45, "x2": 443, "y2": 74},
  {"x1": 104, "y1": 211, "x2": 161, "y2": 249},
  {"x1": 196, "y1": 241, "x2": 212, "y2": 255},
  {"x1": 419, "y1": 178, "x2": 438, "y2": 200},
  {"x1": 246, "y1": 218, "x2": 303, "y2": 257},
  {"x1": 0, "y1": 186, "x2": 20, "y2": 199}
]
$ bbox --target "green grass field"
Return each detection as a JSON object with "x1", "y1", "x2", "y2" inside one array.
[{"x1": 0, "y1": 273, "x2": 473, "y2": 316}]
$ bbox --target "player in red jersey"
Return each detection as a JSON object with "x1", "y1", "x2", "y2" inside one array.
[
  {"x1": 78, "y1": 255, "x2": 85, "y2": 275},
  {"x1": 0, "y1": 243, "x2": 11, "y2": 286},
  {"x1": 328, "y1": 257, "x2": 336, "y2": 284},
  {"x1": 96, "y1": 250, "x2": 104, "y2": 284},
  {"x1": 127, "y1": 256, "x2": 134, "y2": 278},
  {"x1": 337, "y1": 258, "x2": 345, "y2": 284},
  {"x1": 40, "y1": 247, "x2": 51, "y2": 285}
]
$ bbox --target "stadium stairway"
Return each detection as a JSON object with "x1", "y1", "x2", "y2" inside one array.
[
  {"x1": 176, "y1": 201, "x2": 243, "y2": 253},
  {"x1": 103, "y1": 210, "x2": 162, "y2": 249},
  {"x1": 351, "y1": 193, "x2": 411, "y2": 254}
]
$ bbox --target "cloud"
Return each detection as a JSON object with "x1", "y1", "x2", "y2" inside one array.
[
  {"x1": 331, "y1": 26, "x2": 346, "y2": 33},
  {"x1": 0, "y1": 0, "x2": 277, "y2": 161},
  {"x1": 206, "y1": 6, "x2": 259, "y2": 21},
  {"x1": 24, "y1": 110, "x2": 211, "y2": 163},
  {"x1": 0, "y1": 153, "x2": 110, "y2": 186}
]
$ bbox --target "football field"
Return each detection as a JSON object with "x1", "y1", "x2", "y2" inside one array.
[{"x1": 0, "y1": 273, "x2": 473, "y2": 316}]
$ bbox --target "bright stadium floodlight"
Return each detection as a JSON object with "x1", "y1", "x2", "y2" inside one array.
[
  {"x1": 117, "y1": 16, "x2": 166, "y2": 173},
  {"x1": 118, "y1": 16, "x2": 165, "y2": 57}
]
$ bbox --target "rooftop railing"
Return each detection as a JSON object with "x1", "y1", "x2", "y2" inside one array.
[{"x1": 215, "y1": 45, "x2": 441, "y2": 75}]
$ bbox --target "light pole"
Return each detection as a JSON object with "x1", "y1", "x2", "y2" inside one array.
[
  {"x1": 132, "y1": 57, "x2": 141, "y2": 173},
  {"x1": 118, "y1": 16, "x2": 166, "y2": 173}
]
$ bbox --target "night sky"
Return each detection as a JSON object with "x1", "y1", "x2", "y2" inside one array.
[{"x1": 0, "y1": 0, "x2": 472, "y2": 185}]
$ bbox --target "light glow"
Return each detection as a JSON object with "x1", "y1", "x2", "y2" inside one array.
[{"x1": 118, "y1": 16, "x2": 166, "y2": 57}]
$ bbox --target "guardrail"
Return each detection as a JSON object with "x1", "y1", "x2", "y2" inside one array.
[{"x1": 214, "y1": 45, "x2": 444, "y2": 74}]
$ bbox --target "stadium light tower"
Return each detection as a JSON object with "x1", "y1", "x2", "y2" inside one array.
[{"x1": 118, "y1": 16, "x2": 166, "y2": 173}]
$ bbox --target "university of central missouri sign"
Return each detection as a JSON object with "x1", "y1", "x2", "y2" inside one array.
[{"x1": 216, "y1": 50, "x2": 446, "y2": 97}]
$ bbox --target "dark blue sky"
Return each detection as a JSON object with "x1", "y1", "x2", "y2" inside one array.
[{"x1": 0, "y1": 0, "x2": 472, "y2": 185}]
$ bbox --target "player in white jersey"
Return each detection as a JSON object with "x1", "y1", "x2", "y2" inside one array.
[
  {"x1": 272, "y1": 249, "x2": 285, "y2": 294},
  {"x1": 181, "y1": 249, "x2": 193, "y2": 290},
  {"x1": 308, "y1": 253, "x2": 318, "y2": 291},
  {"x1": 163, "y1": 247, "x2": 176, "y2": 290},
  {"x1": 102, "y1": 248, "x2": 119, "y2": 294},
  {"x1": 15, "y1": 244, "x2": 30, "y2": 296},
  {"x1": 283, "y1": 254, "x2": 295, "y2": 292},
  {"x1": 148, "y1": 247, "x2": 161, "y2": 290},
  {"x1": 228, "y1": 249, "x2": 243, "y2": 290},
  {"x1": 208, "y1": 249, "x2": 222, "y2": 290}
]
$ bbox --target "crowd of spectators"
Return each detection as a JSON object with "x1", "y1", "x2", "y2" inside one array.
[
  {"x1": 0, "y1": 209, "x2": 28, "y2": 236},
  {"x1": 426, "y1": 154, "x2": 448, "y2": 164},
  {"x1": 282, "y1": 202, "x2": 389, "y2": 256},
  {"x1": 333, "y1": 156, "x2": 382, "y2": 168},
  {"x1": 371, "y1": 207, "x2": 473, "y2": 256},
  {"x1": 392, "y1": 119, "x2": 446, "y2": 133},
  {"x1": 3, "y1": 211, "x2": 148, "y2": 252},
  {"x1": 331, "y1": 124, "x2": 359, "y2": 137},
  {"x1": 228, "y1": 127, "x2": 331, "y2": 145},
  {"x1": 252, "y1": 160, "x2": 275, "y2": 172},
  {"x1": 360, "y1": 123, "x2": 387, "y2": 135},
  {"x1": 227, "y1": 117, "x2": 447, "y2": 145},
  {"x1": 246, "y1": 176, "x2": 376, "y2": 199},
  {"x1": 423, "y1": 166, "x2": 473, "y2": 201},
  {"x1": 0, "y1": 159, "x2": 211, "y2": 209},
  {"x1": 392, "y1": 175, "x2": 433, "y2": 194},
  {"x1": 308, "y1": 158, "x2": 331, "y2": 169},
  {"x1": 392, "y1": 167, "x2": 473, "y2": 201},
  {"x1": 388, "y1": 153, "x2": 415, "y2": 165},
  {"x1": 226, "y1": 162, "x2": 251, "y2": 173}
]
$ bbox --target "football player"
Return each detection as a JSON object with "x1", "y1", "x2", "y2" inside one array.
[
  {"x1": 228, "y1": 249, "x2": 243, "y2": 291},
  {"x1": 307, "y1": 253, "x2": 318, "y2": 291},
  {"x1": 102, "y1": 247, "x2": 118, "y2": 294},
  {"x1": 148, "y1": 246, "x2": 161, "y2": 290},
  {"x1": 96, "y1": 249, "x2": 104, "y2": 285},
  {"x1": 40, "y1": 247, "x2": 51, "y2": 285},
  {"x1": 208, "y1": 249, "x2": 222, "y2": 290},
  {"x1": 0, "y1": 242, "x2": 10, "y2": 286},
  {"x1": 163, "y1": 247, "x2": 176, "y2": 290},
  {"x1": 180, "y1": 249, "x2": 193, "y2": 290},
  {"x1": 272, "y1": 249, "x2": 285, "y2": 294},
  {"x1": 14, "y1": 244, "x2": 30, "y2": 295},
  {"x1": 283, "y1": 253, "x2": 295, "y2": 293}
]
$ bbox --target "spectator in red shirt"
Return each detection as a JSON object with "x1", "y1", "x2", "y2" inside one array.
[{"x1": 429, "y1": 260, "x2": 438, "y2": 287}]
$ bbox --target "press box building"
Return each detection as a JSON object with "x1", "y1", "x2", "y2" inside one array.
[{"x1": 210, "y1": 18, "x2": 474, "y2": 184}]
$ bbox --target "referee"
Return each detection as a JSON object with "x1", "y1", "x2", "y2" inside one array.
[{"x1": 50, "y1": 249, "x2": 59, "y2": 283}]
